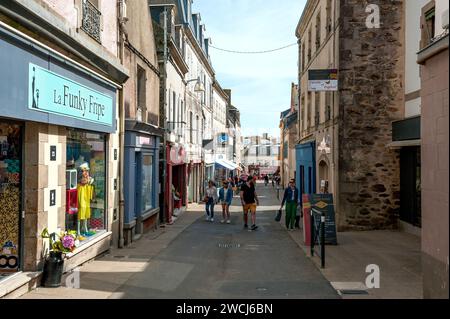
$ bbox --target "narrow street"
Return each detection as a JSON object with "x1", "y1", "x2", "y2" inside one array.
[{"x1": 21, "y1": 182, "x2": 339, "y2": 299}]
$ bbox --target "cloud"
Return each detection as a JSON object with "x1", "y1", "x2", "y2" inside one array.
[{"x1": 193, "y1": 0, "x2": 306, "y2": 137}]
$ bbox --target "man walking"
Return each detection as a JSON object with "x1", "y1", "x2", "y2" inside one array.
[
  {"x1": 280, "y1": 179, "x2": 300, "y2": 231},
  {"x1": 240, "y1": 176, "x2": 260, "y2": 231}
]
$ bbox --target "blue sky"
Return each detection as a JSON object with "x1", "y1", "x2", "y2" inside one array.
[{"x1": 193, "y1": 0, "x2": 306, "y2": 138}]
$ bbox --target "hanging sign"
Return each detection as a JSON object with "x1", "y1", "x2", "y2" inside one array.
[
  {"x1": 28, "y1": 63, "x2": 114, "y2": 127},
  {"x1": 308, "y1": 69, "x2": 338, "y2": 91}
]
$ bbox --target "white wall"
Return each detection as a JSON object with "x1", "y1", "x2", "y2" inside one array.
[{"x1": 435, "y1": 0, "x2": 450, "y2": 35}]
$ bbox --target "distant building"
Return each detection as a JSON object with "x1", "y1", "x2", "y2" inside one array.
[
  {"x1": 280, "y1": 83, "x2": 299, "y2": 188},
  {"x1": 242, "y1": 133, "x2": 280, "y2": 177}
]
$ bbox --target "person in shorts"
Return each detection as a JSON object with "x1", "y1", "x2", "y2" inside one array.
[
  {"x1": 219, "y1": 180, "x2": 233, "y2": 224},
  {"x1": 240, "y1": 176, "x2": 260, "y2": 231}
]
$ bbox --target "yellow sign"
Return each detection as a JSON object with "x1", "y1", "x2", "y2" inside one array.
[{"x1": 315, "y1": 201, "x2": 328, "y2": 209}]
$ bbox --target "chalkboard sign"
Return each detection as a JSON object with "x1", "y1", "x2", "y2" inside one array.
[{"x1": 310, "y1": 194, "x2": 338, "y2": 245}]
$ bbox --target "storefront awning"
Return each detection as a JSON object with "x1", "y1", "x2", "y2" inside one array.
[
  {"x1": 215, "y1": 159, "x2": 239, "y2": 170},
  {"x1": 387, "y1": 139, "x2": 421, "y2": 149}
]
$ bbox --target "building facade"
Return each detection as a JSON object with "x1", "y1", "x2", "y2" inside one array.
[
  {"x1": 295, "y1": 0, "x2": 404, "y2": 230},
  {"x1": 121, "y1": 0, "x2": 162, "y2": 244},
  {"x1": 242, "y1": 134, "x2": 280, "y2": 177},
  {"x1": 417, "y1": 0, "x2": 449, "y2": 299},
  {"x1": 0, "y1": 0, "x2": 128, "y2": 294},
  {"x1": 280, "y1": 83, "x2": 299, "y2": 188}
]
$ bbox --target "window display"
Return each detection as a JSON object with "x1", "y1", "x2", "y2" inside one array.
[
  {"x1": 141, "y1": 154, "x2": 154, "y2": 213},
  {"x1": 66, "y1": 130, "x2": 106, "y2": 242},
  {"x1": 0, "y1": 123, "x2": 21, "y2": 275}
]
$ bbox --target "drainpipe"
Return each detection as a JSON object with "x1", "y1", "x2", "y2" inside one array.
[
  {"x1": 117, "y1": 0, "x2": 127, "y2": 248},
  {"x1": 161, "y1": 7, "x2": 168, "y2": 225}
]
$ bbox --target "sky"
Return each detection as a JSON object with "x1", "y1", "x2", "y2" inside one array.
[{"x1": 192, "y1": 0, "x2": 307, "y2": 138}]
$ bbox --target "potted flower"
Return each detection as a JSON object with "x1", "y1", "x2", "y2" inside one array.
[{"x1": 40, "y1": 229, "x2": 79, "y2": 287}]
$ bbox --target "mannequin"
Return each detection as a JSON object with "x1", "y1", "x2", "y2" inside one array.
[{"x1": 77, "y1": 163, "x2": 94, "y2": 236}]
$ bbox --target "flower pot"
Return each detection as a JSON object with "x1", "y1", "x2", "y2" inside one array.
[{"x1": 41, "y1": 251, "x2": 64, "y2": 288}]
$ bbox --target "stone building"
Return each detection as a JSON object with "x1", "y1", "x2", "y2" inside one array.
[
  {"x1": 280, "y1": 83, "x2": 299, "y2": 188},
  {"x1": 121, "y1": 0, "x2": 163, "y2": 245},
  {"x1": 0, "y1": 0, "x2": 128, "y2": 296},
  {"x1": 295, "y1": 0, "x2": 404, "y2": 230}
]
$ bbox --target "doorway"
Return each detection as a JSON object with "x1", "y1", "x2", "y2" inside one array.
[
  {"x1": 0, "y1": 121, "x2": 22, "y2": 279},
  {"x1": 400, "y1": 147, "x2": 421, "y2": 227}
]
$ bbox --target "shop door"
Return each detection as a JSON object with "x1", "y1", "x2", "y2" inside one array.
[
  {"x1": 0, "y1": 122, "x2": 22, "y2": 276},
  {"x1": 400, "y1": 147, "x2": 421, "y2": 227},
  {"x1": 134, "y1": 152, "x2": 142, "y2": 234}
]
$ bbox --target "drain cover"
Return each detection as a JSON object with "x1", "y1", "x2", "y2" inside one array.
[
  {"x1": 218, "y1": 243, "x2": 241, "y2": 248},
  {"x1": 339, "y1": 289, "x2": 369, "y2": 295}
]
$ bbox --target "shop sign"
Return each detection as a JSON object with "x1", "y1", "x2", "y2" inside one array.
[
  {"x1": 137, "y1": 136, "x2": 154, "y2": 147},
  {"x1": 308, "y1": 69, "x2": 338, "y2": 92},
  {"x1": 170, "y1": 146, "x2": 186, "y2": 165},
  {"x1": 28, "y1": 63, "x2": 113, "y2": 127}
]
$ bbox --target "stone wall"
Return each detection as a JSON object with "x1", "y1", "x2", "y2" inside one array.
[{"x1": 337, "y1": 0, "x2": 404, "y2": 230}]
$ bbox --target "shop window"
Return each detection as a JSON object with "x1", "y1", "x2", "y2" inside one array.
[
  {"x1": 141, "y1": 154, "x2": 154, "y2": 212},
  {"x1": 326, "y1": 0, "x2": 332, "y2": 36},
  {"x1": 0, "y1": 123, "x2": 21, "y2": 275},
  {"x1": 137, "y1": 65, "x2": 146, "y2": 117},
  {"x1": 421, "y1": 2, "x2": 436, "y2": 48},
  {"x1": 316, "y1": 11, "x2": 321, "y2": 50},
  {"x1": 66, "y1": 130, "x2": 106, "y2": 241}
]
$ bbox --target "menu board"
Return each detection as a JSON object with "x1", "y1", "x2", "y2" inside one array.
[{"x1": 310, "y1": 194, "x2": 338, "y2": 245}]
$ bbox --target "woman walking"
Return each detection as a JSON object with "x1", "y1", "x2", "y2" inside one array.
[
  {"x1": 219, "y1": 180, "x2": 234, "y2": 224},
  {"x1": 205, "y1": 180, "x2": 218, "y2": 222},
  {"x1": 280, "y1": 179, "x2": 300, "y2": 231}
]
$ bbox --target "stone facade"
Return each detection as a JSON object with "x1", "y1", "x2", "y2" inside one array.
[{"x1": 336, "y1": 0, "x2": 404, "y2": 230}]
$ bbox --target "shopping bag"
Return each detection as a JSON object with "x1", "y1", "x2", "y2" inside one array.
[{"x1": 275, "y1": 209, "x2": 282, "y2": 222}]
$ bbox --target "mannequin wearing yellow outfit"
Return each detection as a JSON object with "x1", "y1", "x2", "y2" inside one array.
[{"x1": 77, "y1": 163, "x2": 94, "y2": 236}]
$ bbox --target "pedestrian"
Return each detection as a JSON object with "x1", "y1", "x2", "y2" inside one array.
[
  {"x1": 204, "y1": 180, "x2": 218, "y2": 222},
  {"x1": 280, "y1": 178, "x2": 300, "y2": 231},
  {"x1": 240, "y1": 175, "x2": 260, "y2": 231},
  {"x1": 264, "y1": 174, "x2": 269, "y2": 187},
  {"x1": 219, "y1": 180, "x2": 233, "y2": 224},
  {"x1": 271, "y1": 175, "x2": 275, "y2": 188}
]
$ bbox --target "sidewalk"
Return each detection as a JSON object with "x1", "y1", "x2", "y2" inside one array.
[
  {"x1": 19, "y1": 207, "x2": 203, "y2": 299},
  {"x1": 287, "y1": 225, "x2": 423, "y2": 299}
]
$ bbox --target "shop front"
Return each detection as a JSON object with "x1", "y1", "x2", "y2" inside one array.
[
  {"x1": 165, "y1": 144, "x2": 187, "y2": 224},
  {"x1": 0, "y1": 24, "x2": 120, "y2": 280},
  {"x1": 0, "y1": 121, "x2": 22, "y2": 281},
  {"x1": 296, "y1": 141, "x2": 317, "y2": 205},
  {"x1": 123, "y1": 129, "x2": 160, "y2": 245}
]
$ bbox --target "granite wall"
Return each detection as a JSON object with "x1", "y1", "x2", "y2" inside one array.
[{"x1": 337, "y1": 0, "x2": 404, "y2": 230}]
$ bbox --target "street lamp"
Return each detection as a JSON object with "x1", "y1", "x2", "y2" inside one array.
[{"x1": 186, "y1": 77, "x2": 205, "y2": 93}]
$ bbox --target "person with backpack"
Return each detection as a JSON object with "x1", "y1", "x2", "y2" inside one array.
[
  {"x1": 219, "y1": 180, "x2": 234, "y2": 224},
  {"x1": 280, "y1": 178, "x2": 300, "y2": 231},
  {"x1": 240, "y1": 175, "x2": 260, "y2": 231}
]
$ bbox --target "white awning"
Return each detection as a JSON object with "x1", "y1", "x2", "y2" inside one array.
[
  {"x1": 387, "y1": 139, "x2": 421, "y2": 149},
  {"x1": 215, "y1": 159, "x2": 239, "y2": 170}
]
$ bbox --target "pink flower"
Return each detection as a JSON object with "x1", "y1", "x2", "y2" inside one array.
[{"x1": 62, "y1": 235, "x2": 75, "y2": 249}]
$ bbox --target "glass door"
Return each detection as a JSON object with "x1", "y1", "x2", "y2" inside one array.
[{"x1": 0, "y1": 122, "x2": 22, "y2": 277}]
